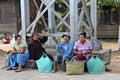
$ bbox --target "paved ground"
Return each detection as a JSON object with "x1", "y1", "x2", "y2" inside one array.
[
  {"x1": 0, "y1": 44, "x2": 120, "y2": 80},
  {"x1": 0, "y1": 56, "x2": 120, "y2": 80},
  {"x1": 0, "y1": 68, "x2": 120, "y2": 80}
]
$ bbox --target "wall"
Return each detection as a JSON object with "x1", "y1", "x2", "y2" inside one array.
[{"x1": 0, "y1": 1, "x2": 17, "y2": 34}]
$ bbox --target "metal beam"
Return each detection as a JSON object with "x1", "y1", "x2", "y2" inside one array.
[
  {"x1": 70, "y1": 0, "x2": 78, "y2": 42},
  {"x1": 90, "y1": 0, "x2": 97, "y2": 39},
  {"x1": 48, "y1": 0, "x2": 53, "y2": 33},
  {"x1": 20, "y1": 0, "x2": 30, "y2": 41},
  {"x1": 27, "y1": 0, "x2": 55, "y2": 32}
]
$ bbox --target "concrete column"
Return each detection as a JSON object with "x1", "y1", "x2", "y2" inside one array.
[
  {"x1": 20, "y1": 0, "x2": 30, "y2": 41},
  {"x1": 45, "y1": 0, "x2": 56, "y2": 48},
  {"x1": 25, "y1": 0, "x2": 30, "y2": 29},
  {"x1": 70, "y1": 0, "x2": 78, "y2": 42},
  {"x1": 48, "y1": 0, "x2": 52, "y2": 33},
  {"x1": 90, "y1": 0, "x2": 97, "y2": 39}
]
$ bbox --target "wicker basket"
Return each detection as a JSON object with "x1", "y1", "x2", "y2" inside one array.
[{"x1": 66, "y1": 61, "x2": 85, "y2": 75}]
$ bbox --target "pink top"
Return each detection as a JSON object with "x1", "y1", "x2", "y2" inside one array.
[{"x1": 74, "y1": 40, "x2": 93, "y2": 53}]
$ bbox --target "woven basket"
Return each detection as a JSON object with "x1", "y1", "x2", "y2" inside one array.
[{"x1": 66, "y1": 61, "x2": 85, "y2": 75}]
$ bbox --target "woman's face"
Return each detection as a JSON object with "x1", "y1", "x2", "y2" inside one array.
[
  {"x1": 33, "y1": 34, "x2": 39, "y2": 40},
  {"x1": 63, "y1": 36, "x2": 69, "y2": 42},
  {"x1": 16, "y1": 37, "x2": 22, "y2": 44},
  {"x1": 79, "y1": 35, "x2": 86, "y2": 43}
]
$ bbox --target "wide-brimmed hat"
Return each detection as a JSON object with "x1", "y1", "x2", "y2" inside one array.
[{"x1": 62, "y1": 32, "x2": 70, "y2": 39}]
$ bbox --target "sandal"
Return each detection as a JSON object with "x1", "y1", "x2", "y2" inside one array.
[
  {"x1": 6, "y1": 67, "x2": 12, "y2": 71},
  {"x1": 51, "y1": 69, "x2": 57, "y2": 73},
  {"x1": 105, "y1": 67, "x2": 112, "y2": 72},
  {"x1": 12, "y1": 67, "x2": 17, "y2": 70},
  {"x1": 15, "y1": 69, "x2": 23, "y2": 72}
]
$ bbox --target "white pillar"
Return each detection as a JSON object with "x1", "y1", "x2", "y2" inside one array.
[
  {"x1": 25, "y1": 0, "x2": 30, "y2": 29},
  {"x1": 90, "y1": 0, "x2": 97, "y2": 39},
  {"x1": 48, "y1": 0, "x2": 53, "y2": 33},
  {"x1": 70, "y1": 0, "x2": 78, "y2": 42},
  {"x1": 45, "y1": 0, "x2": 56, "y2": 48},
  {"x1": 20, "y1": 0, "x2": 30, "y2": 41}
]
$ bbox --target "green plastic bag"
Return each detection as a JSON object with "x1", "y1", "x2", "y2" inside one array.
[
  {"x1": 86, "y1": 54, "x2": 105, "y2": 74},
  {"x1": 36, "y1": 54, "x2": 53, "y2": 72}
]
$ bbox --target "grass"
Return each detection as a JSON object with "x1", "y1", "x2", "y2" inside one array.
[
  {"x1": 99, "y1": 39, "x2": 118, "y2": 43},
  {"x1": 98, "y1": 39, "x2": 118, "y2": 50}
]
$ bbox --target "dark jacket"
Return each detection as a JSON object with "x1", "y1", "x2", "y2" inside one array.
[
  {"x1": 28, "y1": 37, "x2": 53, "y2": 61},
  {"x1": 28, "y1": 40, "x2": 44, "y2": 60}
]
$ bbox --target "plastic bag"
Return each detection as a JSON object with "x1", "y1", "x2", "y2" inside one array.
[
  {"x1": 87, "y1": 54, "x2": 105, "y2": 74},
  {"x1": 36, "y1": 53, "x2": 53, "y2": 72}
]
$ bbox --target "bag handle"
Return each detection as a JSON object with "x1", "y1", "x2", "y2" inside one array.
[
  {"x1": 91, "y1": 54, "x2": 99, "y2": 59},
  {"x1": 71, "y1": 56, "x2": 79, "y2": 62},
  {"x1": 42, "y1": 53, "x2": 47, "y2": 58}
]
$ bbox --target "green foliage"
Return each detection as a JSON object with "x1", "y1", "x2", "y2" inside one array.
[
  {"x1": 96, "y1": 0, "x2": 120, "y2": 17},
  {"x1": 55, "y1": 0, "x2": 70, "y2": 32},
  {"x1": 0, "y1": 35, "x2": 3, "y2": 40},
  {"x1": 97, "y1": 0, "x2": 120, "y2": 7}
]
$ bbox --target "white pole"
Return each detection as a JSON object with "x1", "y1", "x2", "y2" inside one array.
[
  {"x1": 20, "y1": 0, "x2": 30, "y2": 41},
  {"x1": 70, "y1": 0, "x2": 78, "y2": 42},
  {"x1": 25, "y1": 0, "x2": 30, "y2": 29},
  {"x1": 20, "y1": 0, "x2": 26, "y2": 41},
  {"x1": 90, "y1": 0, "x2": 97, "y2": 39},
  {"x1": 45, "y1": 0, "x2": 56, "y2": 47},
  {"x1": 48, "y1": 0, "x2": 53, "y2": 33}
]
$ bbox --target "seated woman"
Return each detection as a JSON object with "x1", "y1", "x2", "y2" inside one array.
[
  {"x1": 3, "y1": 33, "x2": 10, "y2": 44},
  {"x1": 28, "y1": 32, "x2": 53, "y2": 62},
  {"x1": 73, "y1": 32, "x2": 93, "y2": 60},
  {"x1": 52, "y1": 33, "x2": 74, "y2": 73},
  {"x1": 7, "y1": 35, "x2": 29, "y2": 72}
]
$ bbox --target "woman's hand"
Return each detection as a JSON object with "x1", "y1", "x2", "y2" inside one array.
[
  {"x1": 82, "y1": 51, "x2": 87, "y2": 54},
  {"x1": 57, "y1": 36, "x2": 61, "y2": 44},
  {"x1": 57, "y1": 39, "x2": 61, "y2": 44},
  {"x1": 78, "y1": 52, "x2": 82, "y2": 54},
  {"x1": 10, "y1": 51, "x2": 16, "y2": 55}
]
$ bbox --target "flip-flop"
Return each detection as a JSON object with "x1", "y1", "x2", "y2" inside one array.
[
  {"x1": 15, "y1": 69, "x2": 23, "y2": 72},
  {"x1": 105, "y1": 67, "x2": 112, "y2": 72},
  {"x1": 12, "y1": 67, "x2": 17, "y2": 70},
  {"x1": 6, "y1": 68, "x2": 12, "y2": 71}
]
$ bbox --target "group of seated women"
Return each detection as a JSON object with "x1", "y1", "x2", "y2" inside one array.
[{"x1": 6, "y1": 32, "x2": 93, "y2": 73}]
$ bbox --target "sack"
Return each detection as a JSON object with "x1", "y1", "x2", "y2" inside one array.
[
  {"x1": 36, "y1": 54, "x2": 53, "y2": 72},
  {"x1": 86, "y1": 54, "x2": 105, "y2": 74},
  {"x1": 66, "y1": 56, "x2": 85, "y2": 75}
]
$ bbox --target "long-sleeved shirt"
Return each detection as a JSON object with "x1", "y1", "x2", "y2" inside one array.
[
  {"x1": 28, "y1": 40, "x2": 44, "y2": 60},
  {"x1": 56, "y1": 40, "x2": 74, "y2": 58}
]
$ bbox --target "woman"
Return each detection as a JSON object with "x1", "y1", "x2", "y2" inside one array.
[
  {"x1": 28, "y1": 32, "x2": 53, "y2": 62},
  {"x1": 7, "y1": 35, "x2": 29, "y2": 72},
  {"x1": 52, "y1": 33, "x2": 74, "y2": 73},
  {"x1": 73, "y1": 32, "x2": 93, "y2": 60}
]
